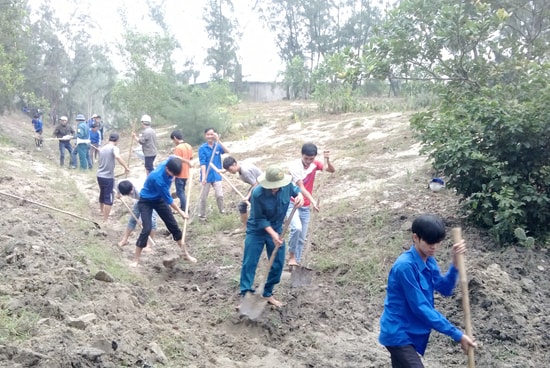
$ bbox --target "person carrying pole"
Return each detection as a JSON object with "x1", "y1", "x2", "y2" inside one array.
[{"x1": 378, "y1": 214, "x2": 477, "y2": 367}]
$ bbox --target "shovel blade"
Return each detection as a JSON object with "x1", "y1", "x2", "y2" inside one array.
[
  {"x1": 290, "y1": 266, "x2": 313, "y2": 288},
  {"x1": 162, "y1": 255, "x2": 180, "y2": 268},
  {"x1": 239, "y1": 292, "x2": 267, "y2": 320}
]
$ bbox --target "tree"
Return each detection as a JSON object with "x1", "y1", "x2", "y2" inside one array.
[
  {"x1": 0, "y1": 0, "x2": 28, "y2": 113},
  {"x1": 365, "y1": 0, "x2": 550, "y2": 243},
  {"x1": 203, "y1": 0, "x2": 240, "y2": 81}
]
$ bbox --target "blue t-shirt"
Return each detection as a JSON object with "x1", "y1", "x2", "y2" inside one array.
[
  {"x1": 198, "y1": 142, "x2": 225, "y2": 182},
  {"x1": 247, "y1": 183, "x2": 300, "y2": 234},
  {"x1": 32, "y1": 118, "x2": 43, "y2": 132},
  {"x1": 90, "y1": 129, "x2": 101, "y2": 145},
  {"x1": 139, "y1": 159, "x2": 174, "y2": 205},
  {"x1": 379, "y1": 246, "x2": 463, "y2": 355}
]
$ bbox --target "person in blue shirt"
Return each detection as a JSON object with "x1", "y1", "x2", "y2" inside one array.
[
  {"x1": 379, "y1": 214, "x2": 477, "y2": 367},
  {"x1": 132, "y1": 157, "x2": 196, "y2": 267},
  {"x1": 197, "y1": 128, "x2": 230, "y2": 219},
  {"x1": 239, "y1": 166, "x2": 304, "y2": 308},
  {"x1": 31, "y1": 113, "x2": 43, "y2": 150}
]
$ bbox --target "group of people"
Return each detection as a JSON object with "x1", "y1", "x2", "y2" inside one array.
[
  {"x1": 48, "y1": 112, "x2": 477, "y2": 366},
  {"x1": 50, "y1": 114, "x2": 104, "y2": 170}
]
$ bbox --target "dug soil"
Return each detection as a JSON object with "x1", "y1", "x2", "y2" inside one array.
[{"x1": 0, "y1": 101, "x2": 548, "y2": 367}]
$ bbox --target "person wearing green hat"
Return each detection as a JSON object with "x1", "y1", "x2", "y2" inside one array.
[{"x1": 239, "y1": 165, "x2": 304, "y2": 308}]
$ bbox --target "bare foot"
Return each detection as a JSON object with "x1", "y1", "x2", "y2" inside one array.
[
  {"x1": 129, "y1": 261, "x2": 139, "y2": 268},
  {"x1": 182, "y1": 253, "x2": 197, "y2": 263},
  {"x1": 118, "y1": 239, "x2": 129, "y2": 247},
  {"x1": 265, "y1": 296, "x2": 283, "y2": 308},
  {"x1": 287, "y1": 254, "x2": 298, "y2": 267},
  {"x1": 143, "y1": 246, "x2": 154, "y2": 253}
]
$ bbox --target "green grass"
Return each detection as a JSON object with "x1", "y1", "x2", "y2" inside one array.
[
  {"x1": 0, "y1": 300, "x2": 40, "y2": 343},
  {"x1": 77, "y1": 240, "x2": 146, "y2": 284}
]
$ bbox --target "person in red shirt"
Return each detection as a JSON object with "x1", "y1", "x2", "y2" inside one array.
[{"x1": 287, "y1": 143, "x2": 335, "y2": 266}]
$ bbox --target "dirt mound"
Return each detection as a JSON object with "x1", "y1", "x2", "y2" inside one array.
[{"x1": 1, "y1": 103, "x2": 549, "y2": 367}]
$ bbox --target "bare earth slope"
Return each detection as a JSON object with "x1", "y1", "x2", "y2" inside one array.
[{"x1": 0, "y1": 101, "x2": 548, "y2": 367}]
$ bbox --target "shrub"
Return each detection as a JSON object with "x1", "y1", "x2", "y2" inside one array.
[{"x1": 411, "y1": 64, "x2": 550, "y2": 245}]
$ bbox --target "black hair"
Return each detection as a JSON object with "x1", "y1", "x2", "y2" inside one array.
[
  {"x1": 301, "y1": 142, "x2": 318, "y2": 156},
  {"x1": 204, "y1": 127, "x2": 216, "y2": 134},
  {"x1": 223, "y1": 156, "x2": 237, "y2": 170},
  {"x1": 170, "y1": 130, "x2": 183, "y2": 140},
  {"x1": 167, "y1": 156, "x2": 183, "y2": 176},
  {"x1": 118, "y1": 180, "x2": 133, "y2": 195},
  {"x1": 411, "y1": 214, "x2": 446, "y2": 244},
  {"x1": 109, "y1": 132, "x2": 119, "y2": 142}
]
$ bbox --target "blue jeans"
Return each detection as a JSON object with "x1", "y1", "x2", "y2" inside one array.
[
  {"x1": 286, "y1": 203, "x2": 311, "y2": 264},
  {"x1": 58, "y1": 141, "x2": 75, "y2": 167},
  {"x1": 175, "y1": 178, "x2": 187, "y2": 211},
  {"x1": 128, "y1": 202, "x2": 158, "y2": 231},
  {"x1": 240, "y1": 230, "x2": 285, "y2": 297}
]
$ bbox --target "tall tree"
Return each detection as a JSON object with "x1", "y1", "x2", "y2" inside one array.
[
  {"x1": 203, "y1": 0, "x2": 240, "y2": 81},
  {"x1": 0, "y1": 0, "x2": 28, "y2": 113}
]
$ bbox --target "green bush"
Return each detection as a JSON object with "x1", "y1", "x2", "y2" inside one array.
[{"x1": 411, "y1": 64, "x2": 550, "y2": 245}]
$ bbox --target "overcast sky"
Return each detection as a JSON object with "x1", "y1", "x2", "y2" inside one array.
[{"x1": 29, "y1": 0, "x2": 283, "y2": 83}]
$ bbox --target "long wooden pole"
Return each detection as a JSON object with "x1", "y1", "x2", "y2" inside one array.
[
  {"x1": 126, "y1": 118, "x2": 137, "y2": 178},
  {"x1": 0, "y1": 190, "x2": 100, "y2": 228},
  {"x1": 451, "y1": 227, "x2": 475, "y2": 368}
]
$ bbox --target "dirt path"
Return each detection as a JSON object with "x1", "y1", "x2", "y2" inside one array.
[{"x1": 0, "y1": 103, "x2": 548, "y2": 367}]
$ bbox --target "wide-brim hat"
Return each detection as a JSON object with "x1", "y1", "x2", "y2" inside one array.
[{"x1": 258, "y1": 166, "x2": 291, "y2": 189}]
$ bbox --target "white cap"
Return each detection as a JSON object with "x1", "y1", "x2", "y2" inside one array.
[
  {"x1": 140, "y1": 114, "x2": 151, "y2": 124},
  {"x1": 60, "y1": 116, "x2": 68, "y2": 121}
]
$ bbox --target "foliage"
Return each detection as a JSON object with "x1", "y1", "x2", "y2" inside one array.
[
  {"x1": 411, "y1": 63, "x2": 550, "y2": 244},
  {"x1": 0, "y1": 0, "x2": 28, "y2": 114},
  {"x1": 282, "y1": 56, "x2": 309, "y2": 99},
  {"x1": 168, "y1": 81, "x2": 238, "y2": 146},
  {"x1": 312, "y1": 51, "x2": 364, "y2": 113},
  {"x1": 203, "y1": 0, "x2": 240, "y2": 81}
]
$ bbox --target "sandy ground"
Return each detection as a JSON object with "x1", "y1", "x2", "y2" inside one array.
[{"x1": 0, "y1": 101, "x2": 548, "y2": 367}]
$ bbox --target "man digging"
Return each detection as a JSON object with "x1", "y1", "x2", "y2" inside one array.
[
  {"x1": 132, "y1": 156, "x2": 196, "y2": 267},
  {"x1": 239, "y1": 166, "x2": 304, "y2": 308}
]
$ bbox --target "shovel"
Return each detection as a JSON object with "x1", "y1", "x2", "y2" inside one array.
[
  {"x1": 290, "y1": 157, "x2": 330, "y2": 288},
  {"x1": 239, "y1": 205, "x2": 298, "y2": 320},
  {"x1": 0, "y1": 190, "x2": 101, "y2": 229},
  {"x1": 163, "y1": 169, "x2": 194, "y2": 268}
]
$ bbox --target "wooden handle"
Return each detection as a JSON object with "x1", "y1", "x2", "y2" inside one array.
[
  {"x1": 452, "y1": 227, "x2": 475, "y2": 368},
  {"x1": 210, "y1": 163, "x2": 247, "y2": 201}
]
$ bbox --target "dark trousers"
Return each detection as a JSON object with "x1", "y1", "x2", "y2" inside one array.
[
  {"x1": 386, "y1": 345, "x2": 424, "y2": 368},
  {"x1": 144, "y1": 156, "x2": 156, "y2": 174},
  {"x1": 136, "y1": 198, "x2": 182, "y2": 248}
]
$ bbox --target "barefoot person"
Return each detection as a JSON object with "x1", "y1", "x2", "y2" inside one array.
[
  {"x1": 116, "y1": 179, "x2": 157, "y2": 249},
  {"x1": 239, "y1": 166, "x2": 304, "y2": 307},
  {"x1": 222, "y1": 156, "x2": 262, "y2": 233},
  {"x1": 287, "y1": 143, "x2": 335, "y2": 266},
  {"x1": 133, "y1": 156, "x2": 197, "y2": 266},
  {"x1": 96, "y1": 133, "x2": 130, "y2": 222},
  {"x1": 379, "y1": 214, "x2": 477, "y2": 367}
]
